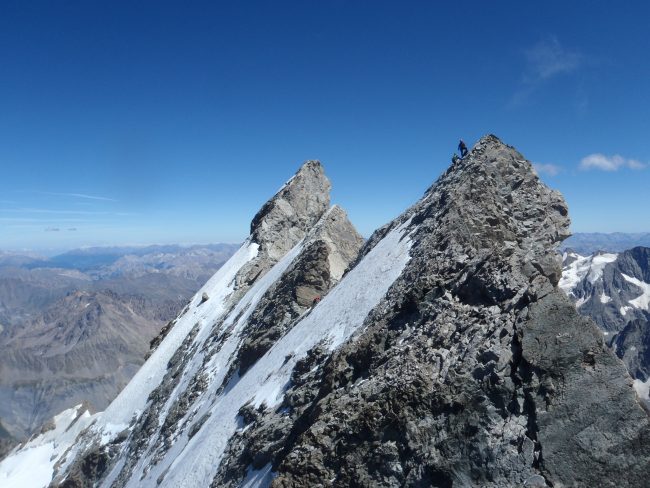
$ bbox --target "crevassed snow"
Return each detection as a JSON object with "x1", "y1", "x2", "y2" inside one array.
[
  {"x1": 621, "y1": 274, "x2": 650, "y2": 311},
  {"x1": 154, "y1": 220, "x2": 413, "y2": 488},
  {"x1": 0, "y1": 404, "x2": 94, "y2": 488},
  {"x1": 559, "y1": 252, "x2": 617, "y2": 295}
]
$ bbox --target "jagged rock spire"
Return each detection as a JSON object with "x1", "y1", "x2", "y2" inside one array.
[{"x1": 250, "y1": 160, "x2": 331, "y2": 261}]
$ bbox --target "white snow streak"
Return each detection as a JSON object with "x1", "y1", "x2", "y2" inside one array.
[
  {"x1": 241, "y1": 464, "x2": 276, "y2": 488},
  {"x1": 100, "y1": 241, "x2": 258, "y2": 429},
  {"x1": 621, "y1": 274, "x2": 650, "y2": 311},
  {"x1": 156, "y1": 221, "x2": 412, "y2": 488}
]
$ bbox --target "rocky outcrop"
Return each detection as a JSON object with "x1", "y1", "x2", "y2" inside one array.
[
  {"x1": 213, "y1": 136, "x2": 649, "y2": 487},
  {"x1": 232, "y1": 160, "x2": 333, "y2": 297},
  {"x1": 614, "y1": 317, "x2": 650, "y2": 408},
  {"x1": 250, "y1": 160, "x2": 331, "y2": 261}
]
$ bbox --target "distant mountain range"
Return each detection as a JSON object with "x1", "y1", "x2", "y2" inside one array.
[
  {"x1": 561, "y1": 232, "x2": 650, "y2": 254},
  {"x1": 0, "y1": 243, "x2": 239, "y2": 442}
]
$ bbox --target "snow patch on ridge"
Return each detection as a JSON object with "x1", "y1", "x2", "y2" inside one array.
[
  {"x1": 559, "y1": 252, "x2": 618, "y2": 295},
  {"x1": 621, "y1": 274, "x2": 650, "y2": 311},
  {"x1": 241, "y1": 463, "x2": 276, "y2": 488}
]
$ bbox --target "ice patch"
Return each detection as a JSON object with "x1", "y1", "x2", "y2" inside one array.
[
  {"x1": 620, "y1": 306, "x2": 632, "y2": 316},
  {"x1": 600, "y1": 293, "x2": 611, "y2": 304}
]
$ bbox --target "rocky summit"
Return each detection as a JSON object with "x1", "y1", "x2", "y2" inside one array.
[{"x1": 1, "y1": 136, "x2": 649, "y2": 488}]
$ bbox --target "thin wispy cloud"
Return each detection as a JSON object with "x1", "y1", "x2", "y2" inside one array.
[
  {"x1": 511, "y1": 36, "x2": 583, "y2": 106},
  {"x1": 580, "y1": 154, "x2": 646, "y2": 171},
  {"x1": 0, "y1": 217, "x2": 88, "y2": 223},
  {"x1": 0, "y1": 208, "x2": 110, "y2": 215},
  {"x1": 39, "y1": 191, "x2": 117, "y2": 202},
  {"x1": 533, "y1": 163, "x2": 562, "y2": 176}
]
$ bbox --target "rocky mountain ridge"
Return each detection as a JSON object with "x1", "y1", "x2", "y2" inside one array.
[{"x1": 1, "y1": 137, "x2": 649, "y2": 487}]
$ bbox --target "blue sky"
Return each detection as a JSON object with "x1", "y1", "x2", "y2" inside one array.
[{"x1": 1, "y1": 1, "x2": 649, "y2": 253}]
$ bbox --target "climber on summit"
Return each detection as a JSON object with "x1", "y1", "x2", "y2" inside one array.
[
  {"x1": 458, "y1": 139, "x2": 468, "y2": 158},
  {"x1": 451, "y1": 153, "x2": 461, "y2": 165}
]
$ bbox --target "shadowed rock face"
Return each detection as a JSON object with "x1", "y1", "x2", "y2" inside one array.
[{"x1": 211, "y1": 136, "x2": 649, "y2": 487}]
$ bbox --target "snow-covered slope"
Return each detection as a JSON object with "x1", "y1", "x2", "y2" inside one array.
[{"x1": 0, "y1": 404, "x2": 95, "y2": 488}]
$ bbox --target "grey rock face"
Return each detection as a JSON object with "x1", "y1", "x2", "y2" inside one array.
[
  {"x1": 213, "y1": 135, "x2": 648, "y2": 487},
  {"x1": 237, "y1": 206, "x2": 363, "y2": 374},
  {"x1": 13, "y1": 140, "x2": 649, "y2": 487}
]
